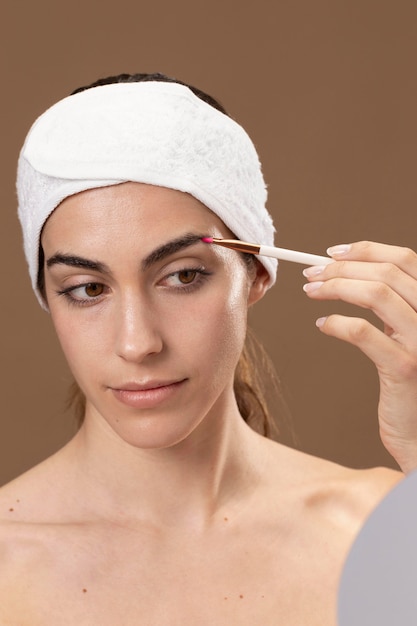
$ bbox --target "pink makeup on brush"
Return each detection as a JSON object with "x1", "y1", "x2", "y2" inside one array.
[{"x1": 201, "y1": 237, "x2": 333, "y2": 266}]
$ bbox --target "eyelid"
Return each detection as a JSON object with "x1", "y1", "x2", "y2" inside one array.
[
  {"x1": 56, "y1": 281, "x2": 108, "y2": 306},
  {"x1": 154, "y1": 252, "x2": 211, "y2": 271},
  {"x1": 48, "y1": 267, "x2": 108, "y2": 288},
  {"x1": 159, "y1": 266, "x2": 212, "y2": 291}
]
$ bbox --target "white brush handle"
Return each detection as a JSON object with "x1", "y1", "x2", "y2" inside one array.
[{"x1": 258, "y1": 245, "x2": 333, "y2": 266}]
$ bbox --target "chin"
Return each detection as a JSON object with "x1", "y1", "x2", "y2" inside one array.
[{"x1": 100, "y1": 409, "x2": 206, "y2": 451}]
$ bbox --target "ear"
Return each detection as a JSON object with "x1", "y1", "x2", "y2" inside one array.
[{"x1": 247, "y1": 261, "x2": 270, "y2": 306}]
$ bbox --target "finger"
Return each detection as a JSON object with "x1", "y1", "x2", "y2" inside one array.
[
  {"x1": 316, "y1": 314, "x2": 412, "y2": 375},
  {"x1": 303, "y1": 260, "x2": 417, "y2": 312},
  {"x1": 325, "y1": 241, "x2": 417, "y2": 280},
  {"x1": 303, "y1": 278, "x2": 417, "y2": 349}
]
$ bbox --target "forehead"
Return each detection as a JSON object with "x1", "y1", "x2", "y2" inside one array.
[{"x1": 41, "y1": 182, "x2": 230, "y2": 252}]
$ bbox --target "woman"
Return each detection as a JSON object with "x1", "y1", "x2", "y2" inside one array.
[{"x1": 0, "y1": 73, "x2": 415, "y2": 625}]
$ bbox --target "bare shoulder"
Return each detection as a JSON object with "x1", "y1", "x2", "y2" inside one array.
[
  {"x1": 0, "y1": 453, "x2": 62, "y2": 523},
  {"x1": 0, "y1": 460, "x2": 57, "y2": 562},
  {"x1": 0, "y1": 457, "x2": 81, "y2": 624},
  {"x1": 263, "y1": 439, "x2": 402, "y2": 535},
  {"x1": 304, "y1": 460, "x2": 402, "y2": 533},
  {"x1": 0, "y1": 451, "x2": 76, "y2": 569},
  {"x1": 308, "y1": 452, "x2": 400, "y2": 508},
  {"x1": 0, "y1": 474, "x2": 42, "y2": 621},
  {"x1": 295, "y1": 445, "x2": 402, "y2": 498}
]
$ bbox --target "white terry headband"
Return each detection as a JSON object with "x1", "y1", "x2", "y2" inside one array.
[{"x1": 17, "y1": 81, "x2": 277, "y2": 308}]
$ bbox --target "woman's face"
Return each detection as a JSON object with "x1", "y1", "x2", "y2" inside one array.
[{"x1": 41, "y1": 182, "x2": 268, "y2": 449}]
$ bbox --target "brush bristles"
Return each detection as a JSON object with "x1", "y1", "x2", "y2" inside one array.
[{"x1": 202, "y1": 237, "x2": 261, "y2": 255}]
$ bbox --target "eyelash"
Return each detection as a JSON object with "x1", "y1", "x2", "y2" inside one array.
[
  {"x1": 56, "y1": 266, "x2": 212, "y2": 307},
  {"x1": 163, "y1": 266, "x2": 211, "y2": 292},
  {"x1": 56, "y1": 283, "x2": 107, "y2": 308}
]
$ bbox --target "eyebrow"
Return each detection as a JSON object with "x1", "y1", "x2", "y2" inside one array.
[
  {"x1": 141, "y1": 232, "x2": 207, "y2": 270},
  {"x1": 46, "y1": 254, "x2": 110, "y2": 274},
  {"x1": 45, "y1": 232, "x2": 208, "y2": 274}
]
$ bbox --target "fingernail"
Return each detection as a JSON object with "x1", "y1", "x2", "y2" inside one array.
[
  {"x1": 303, "y1": 265, "x2": 325, "y2": 278},
  {"x1": 303, "y1": 281, "x2": 324, "y2": 293},
  {"x1": 316, "y1": 316, "x2": 327, "y2": 328},
  {"x1": 326, "y1": 244, "x2": 351, "y2": 257}
]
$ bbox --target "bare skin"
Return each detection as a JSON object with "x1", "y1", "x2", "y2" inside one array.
[
  {"x1": 0, "y1": 183, "x2": 408, "y2": 624},
  {"x1": 0, "y1": 431, "x2": 400, "y2": 626}
]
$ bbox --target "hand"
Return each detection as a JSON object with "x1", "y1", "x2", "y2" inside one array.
[{"x1": 303, "y1": 241, "x2": 417, "y2": 473}]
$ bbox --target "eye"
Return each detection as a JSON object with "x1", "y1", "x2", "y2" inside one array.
[
  {"x1": 177, "y1": 269, "x2": 198, "y2": 284},
  {"x1": 161, "y1": 266, "x2": 211, "y2": 291},
  {"x1": 57, "y1": 281, "x2": 107, "y2": 305},
  {"x1": 83, "y1": 283, "x2": 104, "y2": 297}
]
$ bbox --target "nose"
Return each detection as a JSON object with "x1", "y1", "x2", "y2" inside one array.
[{"x1": 114, "y1": 293, "x2": 163, "y2": 362}]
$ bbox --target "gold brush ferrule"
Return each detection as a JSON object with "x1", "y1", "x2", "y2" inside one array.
[{"x1": 210, "y1": 238, "x2": 261, "y2": 255}]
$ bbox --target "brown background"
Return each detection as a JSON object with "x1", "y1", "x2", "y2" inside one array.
[{"x1": 2, "y1": 0, "x2": 416, "y2": 485}]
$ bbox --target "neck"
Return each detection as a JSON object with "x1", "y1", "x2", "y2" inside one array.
[{"x1": 65, "y1": 396, "x2": 266, "y2": 530}]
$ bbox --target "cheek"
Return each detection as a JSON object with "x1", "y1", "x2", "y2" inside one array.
[
  {"x1": 50, "y1": 310, "x2": 101, "y2": 383},
  {"x1": 172, "y1": 276, "x2": 249, "y2": 377}
]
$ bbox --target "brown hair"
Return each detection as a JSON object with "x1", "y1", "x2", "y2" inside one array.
[{"x1": 39, "y1": 73, "x2": 289, "y2": 441}]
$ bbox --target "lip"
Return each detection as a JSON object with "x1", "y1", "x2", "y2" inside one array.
[{"x1": 110, "y1": 379, "x2": 187, "y2": 409}]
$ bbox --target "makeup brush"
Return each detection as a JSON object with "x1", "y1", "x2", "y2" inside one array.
[{"x1": 201, "y1": 237, "x2": 333, "y2": 266}]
